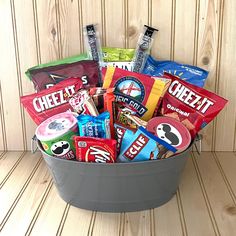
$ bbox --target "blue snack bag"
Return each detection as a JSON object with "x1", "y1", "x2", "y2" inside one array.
[
  {"x1": 142, "y1": 55, "x2": 208, "y2": 88},
  {"x1": 77, "y1": 111, "x2": 110, "y2": 138},
  {"x1": 117, "y1": 126, "x2": 177, "y2": 162}
]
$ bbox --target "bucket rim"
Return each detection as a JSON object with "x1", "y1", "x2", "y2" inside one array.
[{"x1": 37, "y1": 139, "x2": 193, "y2": 166}]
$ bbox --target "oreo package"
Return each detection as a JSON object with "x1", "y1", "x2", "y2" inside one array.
[
  {"x1": 20, "y1": 78, "x2": 83, "y2": 125},
  {"x1": 160, "y1": 73, "x2": 228, "y2": 138},
  {"x1": 142, "y1": 55, "x2": 209, "y2": 88},
  {"x1": 26, "y1": 59, "x2": 100, "y2": 92}
]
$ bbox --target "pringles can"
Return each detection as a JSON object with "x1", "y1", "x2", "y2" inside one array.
[
  {"x1": 36, "y1": 112, "x2": 78, "y2": 160},
  {"x1": 146, "y1": 116, "x2": 191, "y2": 155}
]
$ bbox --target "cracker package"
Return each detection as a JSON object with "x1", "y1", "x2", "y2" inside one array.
[
  {"x1": 161, "y1": 73, "x2": 228, "y2": 138},
  {"x1": 20, "y1": 78, "x2": 83, "y2": 125},
  {"x1": 102, "y1": 67, "x2": 169, "y2": 121}
]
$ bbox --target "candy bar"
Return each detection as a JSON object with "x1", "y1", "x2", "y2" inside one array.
[
  {"x1": 74, "y1": 136, "x2": 116, "y2": 163},
  {"x1": 69, "y1": 89, "x2": 99, "y2": 116}
]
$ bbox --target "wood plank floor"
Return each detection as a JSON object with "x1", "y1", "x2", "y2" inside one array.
[{"x1": 0, "y1": 151, "x2": 236, "y2": 236}]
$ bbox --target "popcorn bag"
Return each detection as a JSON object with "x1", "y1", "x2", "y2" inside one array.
[{"x1": 22, "y1": 23, "x2": 228, "y2": 212}]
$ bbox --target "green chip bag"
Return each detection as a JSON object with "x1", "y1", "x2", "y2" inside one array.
[
  {"x1": 102, "y1": 47, "x2": 135, "y2": 62},
  {"x1": 25, "y1": 53, "x2": 88, "y2": 80}
]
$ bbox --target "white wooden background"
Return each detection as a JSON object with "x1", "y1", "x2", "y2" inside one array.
[{"x1": 0, "y1": 0, "x2": 235, "y2": 151}]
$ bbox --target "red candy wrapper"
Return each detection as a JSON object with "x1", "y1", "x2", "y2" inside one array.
[
  {"x1": 161, "y1": 73, "x2": 228, "y2": 138},
  {"x1": 74, "y1": 136, "x2": 117, "y2": 163},
  {"x1": 20, "y1": 78, "x2": 83, "y2": 125},
  {"x1": 103, "y1": 88, "x2": 116, "y2": 139}
]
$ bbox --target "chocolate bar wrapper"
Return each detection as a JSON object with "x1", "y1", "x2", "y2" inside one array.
[{"x1": 74, "y1": 136, "x2": 116, "y2": 163}]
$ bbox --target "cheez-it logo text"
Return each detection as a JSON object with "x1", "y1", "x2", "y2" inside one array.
[
  {"x1": 33, "y1": 85, "x2": 76, "y2": 112},
  {"x1": 168, "y1": 80, "x2": 214, "y2": 114}
]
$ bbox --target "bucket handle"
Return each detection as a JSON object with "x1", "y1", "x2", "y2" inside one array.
[
  {"x1": 31, "y1": 134, "x2": 38, "y2": 154},
  {"x1": 193, "y1": 133, "x2": 202, "y2": 155}
]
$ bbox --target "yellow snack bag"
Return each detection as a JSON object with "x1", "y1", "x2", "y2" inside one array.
[{"x1": 102, "y1": 67, "x2": 170, "y2": 121}]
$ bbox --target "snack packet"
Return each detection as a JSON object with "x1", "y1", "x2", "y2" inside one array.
[
  {"x1": 132, "y1": 25, "x2": 158, "y2": 73},
  {"x1": 20, "y1": 78, "x2": 83, "y2": 125},
  {"x1": 83, "y1": 24, "x2": 103, "y2": 64},
  {"x1": 74, "y1": 136, "x2": 116, "y2": 163},
  {"x1": 77, "y1": 111, "x2": 110, "y2": 138},
  {"x1": 102, "y1": 47, "x2": 135, "y2": 62},
  {"x1": 26, "y1": 60, "x2": 100, "y2": 92},
  {"x1": 102, "y1": 67, "x2": 168, "y2": 121},
  {"x1": 161, "y1": 73, "x2": 228, "y2": 138},
  {"x1": 102, "y1": 61, "x2": 134, "y2": 71},
  {"x1": 118, "y1": 126, "x2": 177, "y2": 162},
  {"x1": 142, "y1": 55, "x2": 208, "y2": 88},
  {"x1": 89, "y1": 87, "x2": 107, "y2": 113},
  {"x1": 69, "y1": 89, "x2": 99, "y2": 116},
  {"x1": 103, "y1": 88, "x2": 116, "y2": 139},
  {"x1": 114, "y1": 123, "x2": 135, "y2": 154}
]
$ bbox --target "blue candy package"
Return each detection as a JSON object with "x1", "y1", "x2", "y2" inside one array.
[
  {"x1": 117, "y1": 126, "x2": 177, "y2": 162},
  {"x1": 114, "y1": 123, "x2": 135, "y2": 154},
  {"x1": 142, "y1": 55, "x2": 208, "y2": 88},
  {"x1": 77, "y1": 111, "x2": 110, "y2": 138}
]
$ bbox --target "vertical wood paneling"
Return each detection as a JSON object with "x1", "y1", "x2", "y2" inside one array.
[
  {"x1": 123, "y1": 210, "x2": 151, "y2": 236},
  {"x1": 81, "y1": 0, "x2": 103, "y2": 46},
  {"x1": 14, "y1": 0, "x2": 38, "y2": 150},
  {"x1": 36, "y1": 0, "x2": 60, "y2": 63},
  {"x1": 0, "y1": 0, "x2": 235, "y2": 151},
  {"x1": 174, "y1": 0, "x2": 196, "y2": 64},
  {"x1": 216, "y1": 0, "x2": 236, "y2": 151},
  {"x1": 151, "y1": 0, "x2": 172, "y2": 59},
  {"x1": 0, "y1": 83, "x2": 5, "y2": 150},
  {"x1": 127, "y1": 0, "x2": 149, "y2": 48},
  {"x1": 0, "y1": 0, "x2": 24, "y2": 150},
  {"x1": 104, "y1": 0, "x2": 126, "y2": 47},
  {"x1": 197, "y1": 0, "x2": 221, "y2": 151},
  {"x1": 58, "y1": 0, "x2": 82, "y2": 58}
]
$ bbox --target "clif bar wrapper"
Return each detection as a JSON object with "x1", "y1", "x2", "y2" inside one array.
[
  {"x1": 74, "y1": 136, "x2": 117, "y2": 163},
  {"x1": 161, "y1": 73, "x2": 228, "y2": 138},
  {"x1": 20, "y1": 78, "x2": 83, "y2": 125},
  {"x1": 117, "y1": 126, "x2": 177, "y2": 162}
]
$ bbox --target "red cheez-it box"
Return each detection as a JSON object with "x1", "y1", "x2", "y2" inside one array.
[
  {"x1": 74, "y1": 136, "x2": 117, "y2": 163},
  {"x1": 161, "y1": 73, "x2": 228, "y2": 138},
  {"x1": 20, "y1": 78, "x2": 83, "y2": 125}
]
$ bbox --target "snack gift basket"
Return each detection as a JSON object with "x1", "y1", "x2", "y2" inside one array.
[
  {"x1": 37, "y1": 139, "x2": 193, "y2": 212},
  {"x1": 23, "y1": 24, "x2": 227, "y2": 213}
]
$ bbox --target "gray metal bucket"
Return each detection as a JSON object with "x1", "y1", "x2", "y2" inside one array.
[{"x1": 38, "y1": 140, "x2": 192, "y2": 212}]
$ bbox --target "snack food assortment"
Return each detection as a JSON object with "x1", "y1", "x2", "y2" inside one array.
[{"x1": 21, "y1": 24, "x2": 228, "y2": 163}]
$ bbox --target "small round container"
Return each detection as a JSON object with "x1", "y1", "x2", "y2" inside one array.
[
  {"x1": 146, "y1": 116, "x2": 191, "y2": 153},
  {"x1": 35, "y1": 112, "x2": 78, "y2": 160}
]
